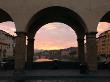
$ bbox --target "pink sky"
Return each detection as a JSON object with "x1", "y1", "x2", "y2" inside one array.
[
  {"x1": 34, "y1": 22, "x2": 76, "y2": 50},
  {"x1": 0, "y1": 21, "x2": 110, "y2": 50},
  {"x1": 0, "y1": 21, "x2": 16, "y2": 36}
]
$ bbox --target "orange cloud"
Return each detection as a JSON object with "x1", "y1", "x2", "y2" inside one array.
[
  {"x1": 34, "y1": 22, "x2": 76, "y2": 50},
  {"x1": 43, "y1": 23, "x2": 58, "y2": 30}
]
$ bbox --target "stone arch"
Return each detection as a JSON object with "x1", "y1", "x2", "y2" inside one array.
[
  {"x1": 100, "y1": 11, "x2": 110, "y2": 22},
  {"x1": 13, "y1": 6, "x2": 99, "y2": 73},
  {"x1": 0, "y1": 8, "x2": 13, "y2": 23},
  {"x1": 26, "y1": 6, "x2": 88, "y2": 38},
  {"x1": 97, "y1": 11, "x2": 110, "y2": 64},
  {"x1": 26, "y1": 6, "x2": 88, "y2": 69}
]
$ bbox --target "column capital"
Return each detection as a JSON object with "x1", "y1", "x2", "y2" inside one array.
[
  {"x1": 86, "y1": 32, "x2": 97, "y2": 35},
  {"x1": 27, "y1": 37, "x2": 35, "y2": 41},
  {"x1": 77, "y1": 38, "x2": 85, "y2": 41},
  {"x1": 86, "y1": 32, "x2": 97, "y2": 38},
  {"x1": 27, "y1": 34, "x2": 34, "y2": 39},
  {"x1": 15, "y1": 32, "x2": 27, "y2": 36},
  {"x1": 77, "y1": 38, "x2": 85, "y2": 43}
]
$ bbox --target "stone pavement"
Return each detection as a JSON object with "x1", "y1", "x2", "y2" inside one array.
[{"x1": 0, "y1": 69, "x2": 110, "y2": 80}]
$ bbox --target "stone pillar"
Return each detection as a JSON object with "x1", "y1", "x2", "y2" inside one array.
[
  {"x1": 86, "y1": 32, "x2": 97, "y2": 72},
  {"x1": 77, "y1": 38, "x2": 85, "y2": 64},
  {"x1": 15, "y1": 32, "x2": 26, "y2": 73},
  {"x1": 27, "y1": 37, "x2": 34, "y2": 64},
  {"x1": 77, "y1": 38, "x2": 88, "y2": 74}
]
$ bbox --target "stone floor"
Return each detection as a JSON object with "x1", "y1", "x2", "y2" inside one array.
[
  {"x1": 0, "y1": 69, "x2": 110, "y2": 80},
  {"x1": 0, "y1": 70, "x2": 110, "y2": 82}
]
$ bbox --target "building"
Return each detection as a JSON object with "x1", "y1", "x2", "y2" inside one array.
[
  {"x1": 0, "y1": 30, "x2": 15, "y2": 61},
  {"x1": 97, "y1": 30, "x2": 110, "y2": 58},
  {"x1": 34, "y1": 47, "x2": 77, "y2": 61}
]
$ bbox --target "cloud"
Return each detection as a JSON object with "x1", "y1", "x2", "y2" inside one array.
[
  {"x1": 35, "y1": 22, "x2": 77, "y2": 50},
  {"x1": 43, "y1": 22, "x2": 65, "y2": 30}
]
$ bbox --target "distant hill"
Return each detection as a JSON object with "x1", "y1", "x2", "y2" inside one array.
[
  {"x1": 34, "y1": 47, "x2": 77, "y2": 54},
  {"x1": 34, "y1": 49, "x2": 43, "y2": 53}
]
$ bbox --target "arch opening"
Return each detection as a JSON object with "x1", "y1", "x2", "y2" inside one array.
[
  {"x1": 27, "y1": 6, "x2": 87, "y2": 38},
  {"x1": 26, "y1": 6, "x2": 87, "y2": 69},
  {"x1": 0, "y1": 9, "x2": 16, "y2": 70},
  {"x1": 97, "y1": 11, "x2": 110, "y2": 69},
  {"x1": 34, "y1": 22, "x2": 78, "y2": 63}
]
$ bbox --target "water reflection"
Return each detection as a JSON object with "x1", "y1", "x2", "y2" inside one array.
[{"x1": 34, "y1": 59, "x2": 53, "y2": 62}]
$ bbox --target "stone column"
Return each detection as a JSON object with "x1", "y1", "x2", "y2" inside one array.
[
  {"x1": 77, "y1": 38, "x2": 88, "y2": 74},
  {"x1": 27, "y1": 37, "x2": 34, "y2": 65},
  {"x1": 15, "y1": 32, "x2": 26, "y2": 73},
  {"x1": 77, "y1": 38, "x2": 85, "y2": 64},
  {"x1": 86, "y1": 32, "x2": 97, "y2": 72}
]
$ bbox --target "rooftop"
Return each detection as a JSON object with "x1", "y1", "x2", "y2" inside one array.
[{"x1": 0, "y1": 30, "x2": 15, "y2": 38}]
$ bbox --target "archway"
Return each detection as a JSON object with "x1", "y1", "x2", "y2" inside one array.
[
  {"x1": 14, "y1": 6, "x2": 91, "y2": 73},
  {"x1": 0, "y1": 9, "x2": 15, "y2": 69},
  {"x1": 97, "y1": 11, "x2": 110, "y2": 69},
  {"x1": 33, "y1": 22, "x2": 79, "y2": 69},
  {"x1": 26, "y1": 6, "x2": 87, "y2": 69}
]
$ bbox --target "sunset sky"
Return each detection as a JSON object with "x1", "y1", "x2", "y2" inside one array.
[{"x1": 0, "y1": 21, "x2": 110, "y2": 50}]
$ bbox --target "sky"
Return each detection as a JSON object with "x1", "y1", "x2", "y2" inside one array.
[{"x1": 0, "y1": 21, "x2": 110, "y2": 50}]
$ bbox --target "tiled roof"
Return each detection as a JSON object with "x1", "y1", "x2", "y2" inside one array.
[{"x1": 0, "y1": 30, "x2": 14, "y2": 37}]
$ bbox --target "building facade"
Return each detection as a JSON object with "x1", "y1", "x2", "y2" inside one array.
[
  {"x1": 0, "y1": 30, "x2": 15, "y2": 61},
  {"x1": 97, "y1": 30, "x2": 110, "y2": 58},
  {"x1": 34, "y1": 47, "x2": 77, "y2": 61}
]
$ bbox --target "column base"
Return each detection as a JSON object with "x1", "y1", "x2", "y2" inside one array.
[
  {"x1": 26, "y1": 62, "x2": 33, "y2": 70},
  {"x1": 13, "y1": 70, "x2": 25, "y2": 82},
  {"x1": 88, "y1": 64, "x2": 97, "y2": 72},
  {"x1": 13, "y1": 70, "x2": 25, "y2": 76},
  {"x1": 80, "y1": 63, "x2": 89, "y2": 74}
]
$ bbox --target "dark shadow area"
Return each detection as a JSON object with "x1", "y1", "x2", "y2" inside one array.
[
  {"x1": 26, "y1": 61, "x2": 80, "y2": 70},
  {"x1": 0, "y1": 9, "x2": 13, "y2": 23},
  {"x1": 0, "y1": 60, "x2": 110, "y2": 70}
]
